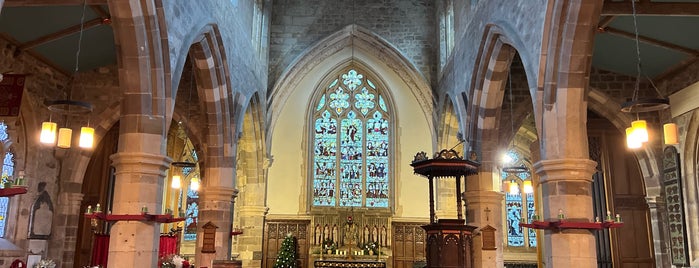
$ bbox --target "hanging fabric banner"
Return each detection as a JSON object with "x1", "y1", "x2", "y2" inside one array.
[{"x1": 0, "y1": 74, "x2": 26, "y2": 116}]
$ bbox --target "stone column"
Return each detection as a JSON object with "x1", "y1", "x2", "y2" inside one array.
[
  {"x1": 647, "y1": 196, "x2": 671, "y2": 268},
  {"x1": 108, "y1": 152, "x2": 171, "y2": 268},
  {"x1": 464, "y1": 189, "x2": 504, "y2": 268},
  {"x1": 197, "y1": 186, "x2": 238, "y2": 266},
  {"x1": 235, "y1": 205, "x2": 268, "y2": 267},
  {"x1": 534, "y1": 158, "x2": 597, "y2": 268}
]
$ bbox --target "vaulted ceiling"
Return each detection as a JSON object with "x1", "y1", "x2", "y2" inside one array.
[{"x1": 0, "y1": 0, "x2": 697, "y2": 86}]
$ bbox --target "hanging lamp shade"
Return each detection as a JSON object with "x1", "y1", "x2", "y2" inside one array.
[
  {"x1": 190, "y1": 177, "x2": 200, "y2": 191},
  {"x1": 626, "y1": 127, "x2": 642, "y2": 149},
  {"x1": 523, "y1": 180, "x2": 533, "y2": 194},
  {"x1": 663, "y1": 123, "x2": 679, "y2": 145},
  {"x1": 78, "y1": 126, "x2": 95, "y2": 148},
  {"x1": 40, "y1": 121, "x2": 57, "y2": 144},
  {"x1": 171, "y1": 175, "x2": 182, "y2": 189},
  {"x1": 57, "y1": 127, "x2": 72, "y2": 148},
  {"x1": 631, "y1": 120, "x2": 649, "y2": 143},
  {"x1": 508, "y1": 180, "x2": 519, "y2": 195}
]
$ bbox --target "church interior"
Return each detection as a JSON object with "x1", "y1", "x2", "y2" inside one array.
[{"x1": 0, "y1": 0, "x2": 698, "y2": 267}]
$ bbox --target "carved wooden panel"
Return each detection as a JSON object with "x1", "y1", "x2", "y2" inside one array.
[
  {"x1": 391, "y1": 222, "x2": 426, "y2": 268},
  {"x1": 263, "y1": 220, "x2": 310, "y2": 268},
  {"x1": 663, "y1": 146, "x2": 689, "y2": 266}
]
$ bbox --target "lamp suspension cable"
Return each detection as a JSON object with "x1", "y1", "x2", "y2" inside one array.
[
  {"x1": 502, "y1": 69, "x2": 527, "y2": 174},
  {"x1": 40, "y1": 0, "x2": 95, "y2": 149},
  {"x1": 170, "y1": 65, "x2": 198, "y2": 190},
  {"x1": 622, "y1": 0, "x2": 677, "y2": 148}
]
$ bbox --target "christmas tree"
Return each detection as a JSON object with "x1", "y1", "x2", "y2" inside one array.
[{"x1": 274, "y1": 233, "x2": 297, "y2": 268}]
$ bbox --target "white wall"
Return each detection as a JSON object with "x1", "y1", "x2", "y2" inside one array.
[{"x1": 267, "y1": 46, "x2": 433, "y2": 219}]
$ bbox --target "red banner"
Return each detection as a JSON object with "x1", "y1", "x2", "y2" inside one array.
[{"x1": 0, "y1": 74, "x2": 26, "y2": 116}]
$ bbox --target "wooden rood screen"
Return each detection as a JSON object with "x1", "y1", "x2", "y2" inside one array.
[
  {"x1": 263, "y1": 220, "x2": 310, "y2": 268},
  {"x1": 392, "y1": 222, "x2": 426, "y2": 268}
]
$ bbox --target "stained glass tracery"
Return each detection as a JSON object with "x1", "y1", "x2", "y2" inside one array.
[
  {"x1": 502, "y1": 149, "x2": 536, "y2": 248},
  {"x1": 312, "y1": 69, "x2": 390, "y2": 208},
  {"x1": 0, "y1": 123, "x2": 12, "y2": 238}
]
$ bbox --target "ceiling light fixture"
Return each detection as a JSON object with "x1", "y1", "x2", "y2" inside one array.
[
  {"x1": 621, "y1": 0, "x2": 677, "y2": 148},
  {"x1": 170, "y1": 65, "x2": 198, "y2": 191},
  {"x1": 501, "y1": 69, "x2": 529, "y2": 175},
  {"x1": 40, "y1": 0, "x2": 94, "y2": 149}
]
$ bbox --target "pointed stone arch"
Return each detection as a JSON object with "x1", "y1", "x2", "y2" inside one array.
[
  {"x1": 170, "y1": 24, "x2": 237, "y2": 264},
  {"x1": 267, "y1": 24, "x2": 433, "y2": 144}
]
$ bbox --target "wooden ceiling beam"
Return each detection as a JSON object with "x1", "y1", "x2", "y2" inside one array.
[
  {"x1": 18, "y1": 17, "x2": 110, "y2": 51},
  {"x1": 597, "y1": 16, "x2": 616, "y2": 29},
  {"x1": 602, "y1": 2, "x2": 699, "y2": 16},
  {"x1": 3, "y1": 0, "x2": 106, "y2": 6},
  {"x1": 598, "y1": 26, "x2": 699, "y2": 56},
  {"x1": 654, "y1": 56, "x2": 699, "y2": 83}
]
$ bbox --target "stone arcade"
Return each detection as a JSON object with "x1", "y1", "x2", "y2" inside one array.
[{"x1": 0, "y1": 1, "x2": 698, "y2": 268}]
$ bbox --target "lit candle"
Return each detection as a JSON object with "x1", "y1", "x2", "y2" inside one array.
[
  {"x1": 141, "y1": 205, "x2": 148, "y2": 214},
  {"x1": 557, "y1": 209, "x2": 565, "y2": 220},
  {"x1": 85, "y1": 205, "x2": 92, "y2": 214},
  {"x1": 606, "y1": 210, "x2": 612, "y2": 221},
  {"x1": 95, "y1": 203, "x2": 101, "y2": 213},
  {"x1": 615, "y1": 214, "x2": 622, "y2": 222}
]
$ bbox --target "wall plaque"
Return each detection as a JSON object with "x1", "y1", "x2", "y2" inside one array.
[
  {"x1": 662, "y1": 147, "x2": 689, "y2": 267},
  {"x1": 202, "y1": 221, "x2": 218, "y2": 253},
  {"x1": 480, "y1": 225, "x2": 496, "y2": 250}
]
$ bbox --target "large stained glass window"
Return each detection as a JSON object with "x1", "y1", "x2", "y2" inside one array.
[
  {"x1": 501, "y1": 149, "x2": 536, "y2": 248},
  {"x1": 0, "y1": 122, "x2": 12, "y2": 238},
  {"x1": 312, "y1": 68, "x2": 390, "y2": 208}
]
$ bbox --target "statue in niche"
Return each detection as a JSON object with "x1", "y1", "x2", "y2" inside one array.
[
  {"x1": 29, "y1": 182, "x2": 53, "y2": 239},
  {"x1": 343, "y1": 216, "x2": 359, "y2": 247},
  {"x1": 332, "y1": 224, "x2": 338, "y2": 242},
  {"x1": 315, "y1": 224, "x2": 322, "y2": 245}
]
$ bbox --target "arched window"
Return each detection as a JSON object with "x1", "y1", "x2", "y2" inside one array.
[
  {"x1": 311, "y1": 68, "x2": 391, "y2": 208},
  {"x1": 502, "y1": 150, "x2": 536, "y2": 248},
  {"x1": 0, "y1": 122, "x2": 13, "y2": 238}
]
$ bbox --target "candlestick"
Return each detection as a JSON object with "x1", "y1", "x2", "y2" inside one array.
[
  {"x1": 141, "y1": 205, "x2": 148, "y2": 214},
  {"x1": 606, "y1": 210, "x2": 613, "y2": 221},
  {"x1": 95, "y1": 203, "x2": 102, "y2": 213},
  {"x1": 615, "y1": 213, "x2": 622, "y2": 222},
  {"x1": 85, "y1": 205, "x2": 92, "y2": 214},
  {"x1": 557, "y1": 209, "x2": 565, "y2": 220},
  {"x1": 595, "y1": 216, "x2": 600, "y2": 223}
]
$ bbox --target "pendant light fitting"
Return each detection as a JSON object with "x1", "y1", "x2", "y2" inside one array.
[{"x1": 621, "y1": 0, "x2": 677, "y2": 148}]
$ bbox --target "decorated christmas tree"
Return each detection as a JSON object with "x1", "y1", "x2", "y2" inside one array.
[{"x1": 274, "y1": 233, "x2": 297, "y2": 268}]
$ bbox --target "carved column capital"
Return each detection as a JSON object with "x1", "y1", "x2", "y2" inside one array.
[
  {"x1": 534, "y1": 158, "x2": 597, "y2": 184},
  {"x1": 110, "y1": 152, "x2": 172, "y2": 177}
]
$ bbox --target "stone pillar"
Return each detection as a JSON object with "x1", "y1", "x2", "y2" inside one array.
[
  {"x1": 647, "y1": 196, "x2": 671, "y2": 268},
  {"x1": 235, "y1": 205, "x2": 268, "y2": 267},
  {"x1": 464, "y1": 189, "x2": 504, "y2": 268},
  {"x1": 54, "y1": 191, "x2": 85, "y2": 268},
  {"x1": 108, "y1": 152, "x2": 171, "y2": 268},
  {"x1": 197, "y1": 186, "x2": 238, "y2": 267},
  {"x1": 534, "y1": 158, "x2": 597, "y2": 268}
]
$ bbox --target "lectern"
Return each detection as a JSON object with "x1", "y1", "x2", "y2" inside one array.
[{"x1": 410, "y1": 149, "x2": 479, "y2": 268}]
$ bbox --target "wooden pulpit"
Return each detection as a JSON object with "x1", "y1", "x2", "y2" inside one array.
[{"x1": 411, "y1": 149, "x2": 479, "y2": 268}]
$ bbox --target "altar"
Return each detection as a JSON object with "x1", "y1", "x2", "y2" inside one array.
[{"x1": 314, "y1": 259, "x2": 386, "y2": 268}]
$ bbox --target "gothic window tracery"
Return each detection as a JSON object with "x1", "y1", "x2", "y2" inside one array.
[
  {"x1": 0, "y1": 122, "x2": 13, "y2": 238},
  {"x1": 502, "y1": 150, "x2": 536, "y2": 248},
  {"x1": 311, "y1": 68, "x2": 391, "y2": 208}
]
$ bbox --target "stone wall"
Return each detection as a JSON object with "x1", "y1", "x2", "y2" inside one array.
[
  {"x1": 268, "y1": 0, "x2": 437, "y2": 89},
  {"x1": 1, "y1": 35, "x2": 124, "y2": 267}
]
